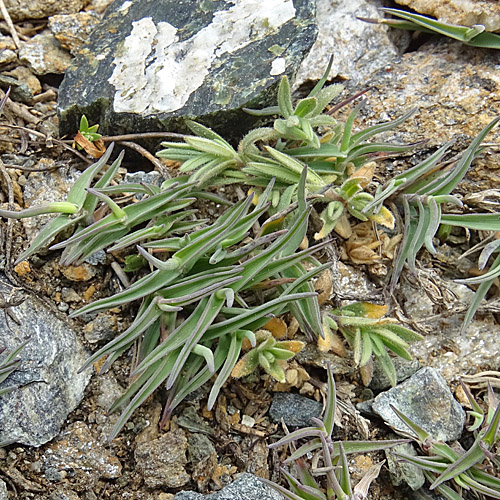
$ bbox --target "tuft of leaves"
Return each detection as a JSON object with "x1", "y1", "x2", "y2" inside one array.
[
  {"x1": 391, "y1": 384, "x2": 500, "y2": 499},
  {"x1": 65, "y1": 170, "x2": 327, "y2": 440},
  {"x1": 231, "y1": 329, "x2": 304, "y2": 383},
  {"x1": 158, "y1": 58, "x2": 417, "y2": 240},
  {"x1": 323, "y1": 302, "x2": 423, "y2": 387},
  {"x1": 263, "y1": 365, "x2": 408, "y2": 500}
]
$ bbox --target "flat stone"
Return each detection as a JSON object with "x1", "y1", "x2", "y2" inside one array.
[
  {"x1": 0, "y1": 276, "x2": 92, "y2": 447},
  {"x1": 58, "y1": 0, "x2": 317, "y2": 139},
  {"x1": 19, "y1": 32, "x2": 73, "y2": 75},
  {"x1": 372, "y1": 367, "x2": 465, "y2": 442},
  {"x1": 42, "y1": 422, "x2": 122, "y2": 486},
  {"x1": 173, "y1": 473, "x2": 282, "y2": 500},
  {"x1": 3, "y1": 0, "x2": 89, "y2": 22},
  {"x1": 269, "y1": 392, "x2": 322, "y2": 428},
  {"x1": 395, "y1": 0, "x2": 500, "y2": 33},
  {"x1": 187, "y1": 432, "x2": 218, "y2": 491},
  {"x1": 134, "y1": 430, "x2": 190, "y2": 488},
  {"x1": 295, "y1": 0, "x2": 400, "y2": 87}
]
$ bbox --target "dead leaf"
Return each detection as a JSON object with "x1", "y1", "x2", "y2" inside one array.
[
  {"x1": 360, "y1": 359, "x2": 374, "y2": 386},
  {"x1": 264, "y1": 317, "x2": 288, "y2": 339},
  {"x1": 350, "y1": 161, "x2": 376, "y2": 188},
  {"x1": 315, "y1": 269, "x2": 333, "y2": 305},
  {"x1": 73, "y1": 131, "x2": 106, "y2": 158},
  {"x1": 318, "y1": 324, "x2": 347, "y2": 357}
]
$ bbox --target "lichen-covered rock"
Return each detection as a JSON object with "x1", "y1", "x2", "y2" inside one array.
[
  {"x1": 19, "y1": 32, "x2": 73, "y2": 75},
  {"x1": 395, "y1": 0, "x2": 500, "y2": 33},
  {"x1": 295, "y1": 0, "x2": 400, "y2": 87},
  {"x1": 356, "y1": 39, "x2": 500, "y2": 193},
  {"x1": 4, "y1": 0, "x2": 89, "y2": 21},
  {"x1": 0, "y1": 275, "x2": 92, "y2": 447},
  {"x1": 134, "y1": 430, "x2": 190, "y2": 488},
  {"x1": 48, "y1": 12, "x2": 101, "y2": 55},
  {"x1": 173, "y1": 473, "x2": 282, "y2": 500},
  {"x1": 42, "y1": 422, "x2": 122, "y2": 486},
  {"x1": 372, "y1": 367, "x2": 465, "y2": 442},
  {"x1": 58, "y1": 0, "x2": 317, "y2": 139}
]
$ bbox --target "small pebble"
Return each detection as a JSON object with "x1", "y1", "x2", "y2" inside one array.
[{"x1": 241, "y1": 415, "x2": 255, "y2": 428}]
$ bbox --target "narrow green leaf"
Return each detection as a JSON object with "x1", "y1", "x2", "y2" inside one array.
[{"x1": 278, "y1": 76, "x2": 294, "y2": 118}]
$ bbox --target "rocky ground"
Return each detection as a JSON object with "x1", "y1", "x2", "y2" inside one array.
[{"x1": 0, "y1": 0, "x2": 499, "y2": 499}]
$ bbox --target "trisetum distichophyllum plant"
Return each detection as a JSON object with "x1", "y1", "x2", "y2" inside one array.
[
  {"x1": 157, "y1": 57, "x2": 415, "y2": 240},
  {"x1": 263, "y1": 365, "x2": 409, "y2": 500},
  {"x1": 3, "y1": 159, "x2": 329, "y2": 439},
  {"x1": 390, "y1": 382, "x2": 500, "y2": 499}
]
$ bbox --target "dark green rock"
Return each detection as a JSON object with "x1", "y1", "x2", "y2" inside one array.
[
  {"x1": 58, "y1": 0, "x2": 317, "y2": 140},
  {"x1": 269, "y1": 392, "x2": 322, "y2": 428}
]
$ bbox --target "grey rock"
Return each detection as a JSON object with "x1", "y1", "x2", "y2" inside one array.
[
  {"x1": 269, "y1": 392, "x2": 322, "y2": 427},
  {"x1": 95, "y1": 373, "x2": 124, "y2": 411},
  {"x1": 19, "y1": 32, "x2": 73, "y2": 75},
  {"x1": 0, "y1": 276, "x2": 92, "y2": 447},
  {"x1": 22, "y1": 164, "x2": 80, "y2": 242},
  {"x1": 386, "y1": 442, "x2": 425, "y2": 491},
  {"x1": 134, "y1": 430, "x2": 190, "y2": 488},
  {"x1": 58, "y1": 0, "x2": 317, "y2": 139},
  {"x1": 61, "y1": 287, "x2": 81, "y2": 303},
  {"x1": 124, "y1": 171, "x2": 163, "y2": 200},
  {"x1": 0, "y1": 75, "x2": 34, "y2": 104},
  {"x1": 370, "y1": 358, "x2": 421, "y2": 391},
  {"x1": 295, "y1": 0, "x2": 401, "y2": 87},
  {"x1": 178, "y1": 405, "x2": 214, "y2": 436},
  {"x1": 372, "y1": 367, "x2": 465, "y2": 442},
  {"x1": 83, "y1": 312, "x2": 118, "y2": 344},
  {"x1": 4, "y1": 0, "x2": 89, "y2": 22},
  {"x1": 42, "y1": 421, "x2": 122, "y2": 487},
  {"x1": 173, "y1": 473, "x2": 282, "y2": 500},
  {"x1": 0, "y1": 479, "x2": 7, "y2": 500},
  {"x1": 84, "y1": 250, "x2": 107, "y2": 266}
]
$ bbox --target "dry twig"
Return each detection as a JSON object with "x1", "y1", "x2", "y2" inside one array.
[{"x1": 0, "y1": 0, "x2": 20, "y2": 49}]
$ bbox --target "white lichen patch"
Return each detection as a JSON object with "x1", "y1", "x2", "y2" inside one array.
[
  {"x1": 108, "y1": 0, "x2": 296, "y2": 114},
  {"x1": 270, "y1": 57, "x2": 286, "y2": 75},
  {"x1": 117, "y1": 1, "x2": 133, "y2": 12}
]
